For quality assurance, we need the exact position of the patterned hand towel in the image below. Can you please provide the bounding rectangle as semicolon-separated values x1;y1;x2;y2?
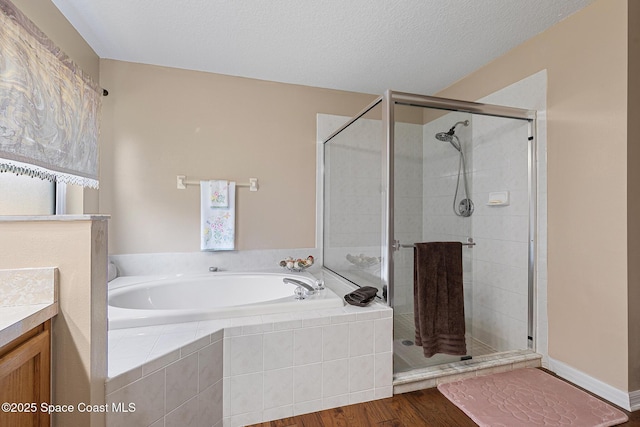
201;181;235;251
208;180;229;208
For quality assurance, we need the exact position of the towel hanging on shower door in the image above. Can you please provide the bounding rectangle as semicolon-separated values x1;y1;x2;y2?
414;241;466;358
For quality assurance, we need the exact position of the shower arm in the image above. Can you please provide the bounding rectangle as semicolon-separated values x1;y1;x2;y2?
448;120;470;135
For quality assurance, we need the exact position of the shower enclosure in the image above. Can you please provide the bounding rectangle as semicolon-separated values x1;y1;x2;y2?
321;91;536;376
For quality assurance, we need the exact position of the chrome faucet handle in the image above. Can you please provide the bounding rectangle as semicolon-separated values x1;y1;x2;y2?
283;277;315;297
209;266;219;272
293;286;307;300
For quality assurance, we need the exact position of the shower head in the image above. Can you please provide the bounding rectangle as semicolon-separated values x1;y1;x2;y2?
435;132;454;143
435;120;469;151
436;132;461;151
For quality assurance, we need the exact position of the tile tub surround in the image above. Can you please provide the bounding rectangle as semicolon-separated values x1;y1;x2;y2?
0;267;58;346
109;248;321;277
106;270;393;427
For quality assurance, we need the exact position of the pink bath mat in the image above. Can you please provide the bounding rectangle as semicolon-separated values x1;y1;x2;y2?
437;368;628;427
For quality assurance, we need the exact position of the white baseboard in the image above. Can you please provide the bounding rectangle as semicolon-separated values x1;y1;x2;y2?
630;389;640;412
549;358;637;411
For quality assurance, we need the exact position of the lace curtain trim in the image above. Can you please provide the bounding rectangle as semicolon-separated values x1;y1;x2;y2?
0;159;98;188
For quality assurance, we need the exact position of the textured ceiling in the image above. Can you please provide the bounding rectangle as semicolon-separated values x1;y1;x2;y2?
52;0;595;95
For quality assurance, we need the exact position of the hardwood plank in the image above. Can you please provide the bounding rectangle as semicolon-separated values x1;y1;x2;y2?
403;388;477;427
340;404;382;427
360;398;400;424
250;418;300;427
257;416;302;427
300;411;329;427
380;397;431;427
316;407;353;427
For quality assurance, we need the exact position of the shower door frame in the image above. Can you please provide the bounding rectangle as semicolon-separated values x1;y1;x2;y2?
381;90;538;349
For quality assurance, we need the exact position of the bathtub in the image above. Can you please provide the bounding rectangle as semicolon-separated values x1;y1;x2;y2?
108;272;345;329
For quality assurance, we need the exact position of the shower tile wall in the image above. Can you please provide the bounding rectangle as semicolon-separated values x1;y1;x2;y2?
470;115;530;352
420;112;475;330
478;69;548;363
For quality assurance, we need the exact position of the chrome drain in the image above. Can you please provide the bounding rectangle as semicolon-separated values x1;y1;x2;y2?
401;340;414;346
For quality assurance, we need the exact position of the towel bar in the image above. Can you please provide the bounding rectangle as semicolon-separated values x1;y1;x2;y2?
177;175;258;191
400;242;475;248
393;239;475;251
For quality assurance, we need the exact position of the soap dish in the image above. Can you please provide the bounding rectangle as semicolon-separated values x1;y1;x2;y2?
486;191;509;206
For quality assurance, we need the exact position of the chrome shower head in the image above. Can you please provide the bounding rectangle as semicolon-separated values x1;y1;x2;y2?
435;120;469;151
435;132;454;143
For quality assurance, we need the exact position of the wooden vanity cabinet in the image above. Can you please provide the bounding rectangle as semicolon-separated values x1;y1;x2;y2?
0;321;51;427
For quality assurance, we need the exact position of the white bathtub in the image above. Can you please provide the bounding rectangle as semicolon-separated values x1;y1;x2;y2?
108;272;344;329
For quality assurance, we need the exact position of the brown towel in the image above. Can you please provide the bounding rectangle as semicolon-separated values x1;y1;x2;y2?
414;242;466;358
344;286;378;307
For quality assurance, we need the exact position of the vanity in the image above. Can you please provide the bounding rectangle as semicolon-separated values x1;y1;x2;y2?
0;267;58;427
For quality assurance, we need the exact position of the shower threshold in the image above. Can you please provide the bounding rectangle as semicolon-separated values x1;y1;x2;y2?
393;349;541;395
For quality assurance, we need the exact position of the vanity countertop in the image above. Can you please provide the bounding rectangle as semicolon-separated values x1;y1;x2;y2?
0;267;58;347
0;214;110;222
0;303;58;347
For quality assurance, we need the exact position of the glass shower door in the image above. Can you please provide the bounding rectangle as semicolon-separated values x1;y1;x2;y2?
392;106;476;373
391;101;533;375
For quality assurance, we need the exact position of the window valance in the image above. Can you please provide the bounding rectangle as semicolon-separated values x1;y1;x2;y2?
0;0;101;188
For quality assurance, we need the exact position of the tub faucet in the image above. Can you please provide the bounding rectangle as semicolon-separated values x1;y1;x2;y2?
283;277;315;299
209;267;219;272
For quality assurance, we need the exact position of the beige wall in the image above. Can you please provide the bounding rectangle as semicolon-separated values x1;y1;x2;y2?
627;0;640;392
99;60;376;254
0;219;108;427
437;0;632;391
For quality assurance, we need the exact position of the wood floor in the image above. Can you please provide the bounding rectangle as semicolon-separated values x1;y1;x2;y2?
250;370;640;427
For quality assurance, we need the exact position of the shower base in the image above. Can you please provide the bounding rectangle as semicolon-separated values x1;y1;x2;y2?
393;313;541;394
394;312;495;373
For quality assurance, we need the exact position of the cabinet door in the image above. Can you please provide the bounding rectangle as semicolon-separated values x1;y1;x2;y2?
0;322;50;427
